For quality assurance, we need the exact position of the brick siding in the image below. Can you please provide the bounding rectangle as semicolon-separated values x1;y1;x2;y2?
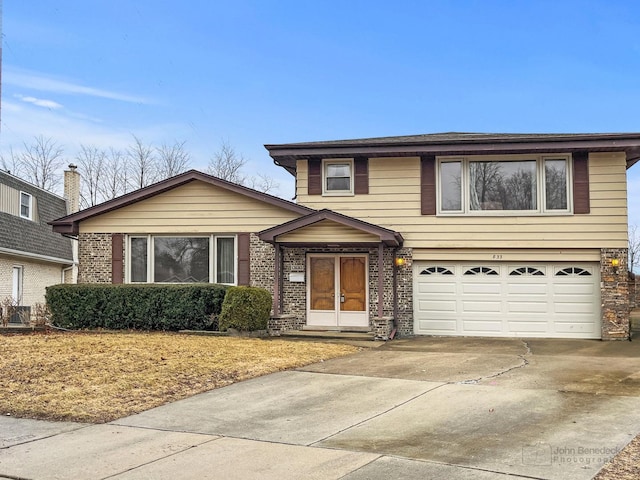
249;245;411;335
601;248;630;340
78;233;115;283
0;255;64;306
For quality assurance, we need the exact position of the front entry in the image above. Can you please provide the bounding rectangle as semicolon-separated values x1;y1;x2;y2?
307;254;368;328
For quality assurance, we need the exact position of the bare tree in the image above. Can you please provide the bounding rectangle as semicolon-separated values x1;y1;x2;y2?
207;140;247;184
99;148;129;201
127;135;157;190
76;145;106;208
630;225;640;273
247;172;280;194
206;140;279;194
17;136;65;191
156;140;191;178
0;147;23;177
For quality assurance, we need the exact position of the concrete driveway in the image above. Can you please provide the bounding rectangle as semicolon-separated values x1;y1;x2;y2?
2;337;640;479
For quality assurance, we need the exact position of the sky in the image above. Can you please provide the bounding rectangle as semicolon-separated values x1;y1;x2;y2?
1;0;640;224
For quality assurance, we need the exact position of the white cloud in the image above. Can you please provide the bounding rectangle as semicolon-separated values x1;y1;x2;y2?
0;99;195;157
1;100;135;152
14;94;63;110
4;66;149;104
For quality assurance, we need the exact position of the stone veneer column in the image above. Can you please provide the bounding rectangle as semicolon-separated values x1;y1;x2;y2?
281;248;306;328
249;234;275;295
77;233;114;283
393;248;414;337
601;248;630;340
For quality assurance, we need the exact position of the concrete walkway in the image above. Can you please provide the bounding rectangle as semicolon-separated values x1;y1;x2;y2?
2;337;640;479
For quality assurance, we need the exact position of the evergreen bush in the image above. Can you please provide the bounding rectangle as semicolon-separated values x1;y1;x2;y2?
218;286;272;332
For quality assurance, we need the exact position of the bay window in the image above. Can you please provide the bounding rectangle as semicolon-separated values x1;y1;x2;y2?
128;235;236;284
438;156;571;214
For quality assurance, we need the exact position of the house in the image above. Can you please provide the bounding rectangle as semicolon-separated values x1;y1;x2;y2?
50;133;640;340
0;167;79;322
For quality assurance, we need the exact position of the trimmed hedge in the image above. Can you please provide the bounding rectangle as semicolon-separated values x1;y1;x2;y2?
45;283;228;331
218;286;272;332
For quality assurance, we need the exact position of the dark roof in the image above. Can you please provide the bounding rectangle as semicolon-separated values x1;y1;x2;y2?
0;171;73;263
265;132;640;174
258;209;403;247
51;169;314;235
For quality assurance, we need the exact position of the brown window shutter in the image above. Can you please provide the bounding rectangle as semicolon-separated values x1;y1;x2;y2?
421;155;436;215
354;157;369;194
573;151;590;214
237;233;250;286
112;234;124;284
307;159;322;195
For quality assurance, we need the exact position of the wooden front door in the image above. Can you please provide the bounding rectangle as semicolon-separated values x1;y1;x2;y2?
307;255;368;328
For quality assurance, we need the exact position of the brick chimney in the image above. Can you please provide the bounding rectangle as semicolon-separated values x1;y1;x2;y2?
64;164;80;214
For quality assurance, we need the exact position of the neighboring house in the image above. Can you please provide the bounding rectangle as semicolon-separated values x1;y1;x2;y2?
51;133;640;340
0;168;79;321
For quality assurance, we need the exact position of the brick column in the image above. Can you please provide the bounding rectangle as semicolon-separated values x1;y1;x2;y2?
601;248;630;340
78;233;114;283
392;248;414;337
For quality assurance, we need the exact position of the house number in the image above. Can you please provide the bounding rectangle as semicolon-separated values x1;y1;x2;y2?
492;254;503;260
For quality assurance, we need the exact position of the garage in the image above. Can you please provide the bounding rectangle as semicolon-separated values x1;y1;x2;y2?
413;262;601;339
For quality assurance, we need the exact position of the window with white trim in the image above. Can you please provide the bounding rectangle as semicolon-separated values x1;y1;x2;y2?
20;192;32;219
128;235;236;284
438;156;571;214
323;159;353;195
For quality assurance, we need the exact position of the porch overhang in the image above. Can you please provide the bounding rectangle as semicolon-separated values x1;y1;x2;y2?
259;209;403;320
258;209;403;247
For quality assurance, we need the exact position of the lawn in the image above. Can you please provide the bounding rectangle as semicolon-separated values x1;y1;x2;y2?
0;331;359;423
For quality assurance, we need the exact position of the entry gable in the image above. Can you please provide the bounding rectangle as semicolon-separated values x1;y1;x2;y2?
259;209;403;247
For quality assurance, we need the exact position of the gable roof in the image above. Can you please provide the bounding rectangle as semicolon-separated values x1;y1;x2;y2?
265;132;640;174
0;170;73;263
259;209;404;247
50;169;314;235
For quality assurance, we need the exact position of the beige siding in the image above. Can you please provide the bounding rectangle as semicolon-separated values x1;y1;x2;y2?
276;220;380;243
0;183;18;216
296;153;628;249
0;184;39;221
79;181;302;234
413;248;601;262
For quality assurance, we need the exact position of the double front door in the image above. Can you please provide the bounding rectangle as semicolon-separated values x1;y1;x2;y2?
307;254;368;328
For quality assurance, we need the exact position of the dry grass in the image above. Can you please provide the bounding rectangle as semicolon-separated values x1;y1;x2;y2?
595;436;640;480
0;331;359;423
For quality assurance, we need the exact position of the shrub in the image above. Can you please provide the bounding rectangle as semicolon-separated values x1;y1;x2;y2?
45;283;228;331
218;286;272;332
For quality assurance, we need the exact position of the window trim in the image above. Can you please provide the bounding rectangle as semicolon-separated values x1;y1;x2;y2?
322;158;354;196
19;192;32;220
126;234;237;285
12;265;24;305
436;154;573;216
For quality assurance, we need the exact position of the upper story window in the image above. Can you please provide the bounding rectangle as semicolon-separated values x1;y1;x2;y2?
128;235;236;285
438;155;571;215
323;159;353;195
20;192;32;220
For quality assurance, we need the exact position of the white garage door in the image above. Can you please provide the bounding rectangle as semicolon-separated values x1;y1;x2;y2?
413;263;601;339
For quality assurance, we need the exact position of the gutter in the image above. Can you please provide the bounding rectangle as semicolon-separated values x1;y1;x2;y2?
0;246;74;266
